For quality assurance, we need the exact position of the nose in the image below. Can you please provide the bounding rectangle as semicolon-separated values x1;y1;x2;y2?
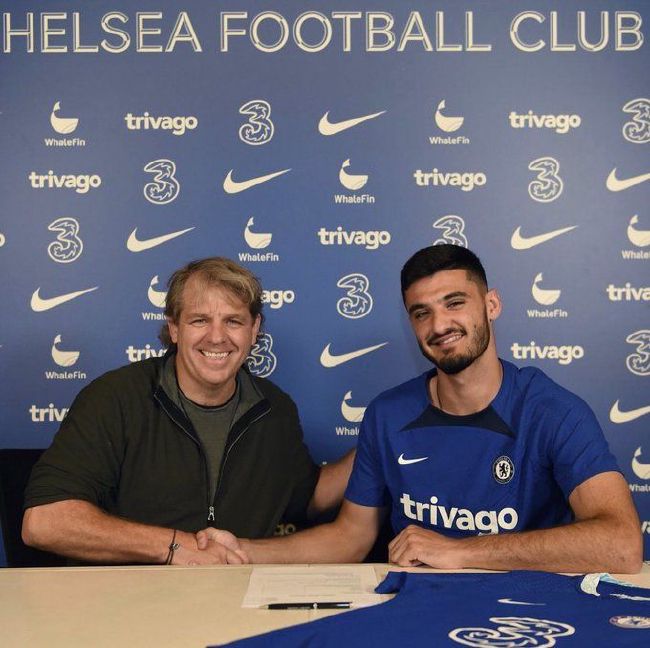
205;320;227;344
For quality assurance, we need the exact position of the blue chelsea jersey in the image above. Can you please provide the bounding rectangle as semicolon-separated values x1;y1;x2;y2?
219;571;650;647
345;360;619;537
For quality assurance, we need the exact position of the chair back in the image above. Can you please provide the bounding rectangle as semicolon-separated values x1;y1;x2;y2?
0;449;66;567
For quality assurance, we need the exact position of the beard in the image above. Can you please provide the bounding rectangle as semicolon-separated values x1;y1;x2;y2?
418;310;491;375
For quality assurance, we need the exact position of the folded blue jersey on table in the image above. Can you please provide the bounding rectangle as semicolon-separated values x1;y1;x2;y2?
217;571;650;647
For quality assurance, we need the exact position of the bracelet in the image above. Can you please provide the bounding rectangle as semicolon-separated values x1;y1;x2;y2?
165;529;180;565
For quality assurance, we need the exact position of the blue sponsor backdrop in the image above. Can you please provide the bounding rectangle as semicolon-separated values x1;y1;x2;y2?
0;0;648;565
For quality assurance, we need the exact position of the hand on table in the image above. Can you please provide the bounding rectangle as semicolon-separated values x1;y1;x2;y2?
388;525;464;569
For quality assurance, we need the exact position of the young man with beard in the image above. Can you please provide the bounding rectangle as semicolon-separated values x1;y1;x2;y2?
205;245;642;572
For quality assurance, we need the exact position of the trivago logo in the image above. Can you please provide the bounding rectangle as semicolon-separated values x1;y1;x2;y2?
400;493;518;535
606;283;650;302
509;110;581;134
414;168;486;191
28;170;101;193
125;344;166;363
318;227;391;250
29;403;69;423
261;289;295;310
124;112;198;135
511;341;584;365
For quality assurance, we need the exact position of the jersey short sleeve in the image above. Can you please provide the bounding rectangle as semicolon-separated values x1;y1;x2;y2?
344;401;389;507
549;402;620;499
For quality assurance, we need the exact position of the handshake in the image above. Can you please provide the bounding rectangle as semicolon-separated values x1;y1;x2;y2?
170;528;249;566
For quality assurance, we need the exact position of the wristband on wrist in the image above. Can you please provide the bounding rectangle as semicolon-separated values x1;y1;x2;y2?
165;529;180;565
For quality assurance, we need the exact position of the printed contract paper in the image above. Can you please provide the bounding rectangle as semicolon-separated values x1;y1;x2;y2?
242;565;385;608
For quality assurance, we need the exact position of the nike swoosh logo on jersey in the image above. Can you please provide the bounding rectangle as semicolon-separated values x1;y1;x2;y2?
398;454;428;465
223;168;291;194
511;225;577;250
31;286;98;312
318;110;386;135
320;342;387;367
610;400;650;424
127;227;194;252
606;168;650;192
498;598;545;606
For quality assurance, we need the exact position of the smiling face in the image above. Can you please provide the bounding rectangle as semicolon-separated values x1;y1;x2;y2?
167;275;260;406
404;269;501;375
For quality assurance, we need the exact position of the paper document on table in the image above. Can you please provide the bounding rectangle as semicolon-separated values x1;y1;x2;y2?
242;565;385;608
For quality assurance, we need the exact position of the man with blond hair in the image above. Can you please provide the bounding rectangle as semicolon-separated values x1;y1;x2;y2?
23;257;353;565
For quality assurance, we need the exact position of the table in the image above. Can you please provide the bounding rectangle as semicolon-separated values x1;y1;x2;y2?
2;563;649;647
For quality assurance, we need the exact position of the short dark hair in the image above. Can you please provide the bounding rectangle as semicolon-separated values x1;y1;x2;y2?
159;257;264;346
400;244;488;297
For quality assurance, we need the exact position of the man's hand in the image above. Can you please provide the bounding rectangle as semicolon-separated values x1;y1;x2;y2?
388;525;464;569
193;528;249;564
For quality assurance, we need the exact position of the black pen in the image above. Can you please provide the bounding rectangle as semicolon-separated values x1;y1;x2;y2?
267;602;351;610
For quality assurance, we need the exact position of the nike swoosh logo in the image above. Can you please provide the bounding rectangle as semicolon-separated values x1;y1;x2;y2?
31;286;98;312
606;168;650;192
511;225;577;250
318;110;386;135
320;342;387;367
498;598;545;606
398;454;428;465
223;168;291;194
610;400;650;424
127;227;194;252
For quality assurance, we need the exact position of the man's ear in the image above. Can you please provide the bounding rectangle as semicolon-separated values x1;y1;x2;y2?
251;314;261;344
485;288;502;322
167;317;179;344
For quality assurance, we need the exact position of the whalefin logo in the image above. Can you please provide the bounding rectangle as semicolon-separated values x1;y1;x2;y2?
31;286;98;312
148;276;167;308
607;168;650;192
318;110;385;135
50;101;78;134
610;400;650;424
339;159;368;191
223;168;291;194
632;447;650;480
628;215;650;247
341;391;366;422
435;100;464;133
320;342;387;368
622;98;650;144
511;226;577;250
244;218;272;249
127;227;194;252
51;334;79;367
531;273;561;305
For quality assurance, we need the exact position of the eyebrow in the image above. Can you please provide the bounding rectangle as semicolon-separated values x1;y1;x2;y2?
407;291;469;315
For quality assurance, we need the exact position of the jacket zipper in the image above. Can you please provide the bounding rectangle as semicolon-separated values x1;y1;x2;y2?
211;408;269;526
